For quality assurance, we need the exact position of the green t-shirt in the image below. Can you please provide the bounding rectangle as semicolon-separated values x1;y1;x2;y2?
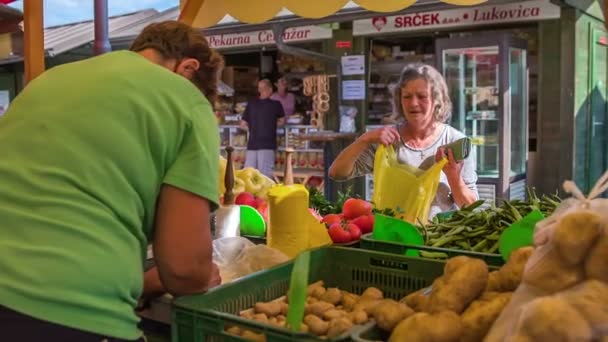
0;51;219;339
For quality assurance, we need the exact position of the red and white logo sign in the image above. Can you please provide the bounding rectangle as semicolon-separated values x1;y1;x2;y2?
207;25;332;50
353;0;560;36
372;17;388;31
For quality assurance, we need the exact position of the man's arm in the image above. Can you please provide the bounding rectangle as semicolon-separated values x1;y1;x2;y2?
276;102;286;127
151;185;215;296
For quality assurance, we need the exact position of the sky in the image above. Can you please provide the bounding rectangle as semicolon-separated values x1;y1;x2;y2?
9;0;178;27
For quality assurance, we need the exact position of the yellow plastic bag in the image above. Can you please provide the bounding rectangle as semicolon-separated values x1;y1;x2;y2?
372;145;448;224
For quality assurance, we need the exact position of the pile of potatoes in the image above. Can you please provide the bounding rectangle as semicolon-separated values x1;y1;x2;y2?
226;281;421;341
486;211;608;342
388;246;532;342
225;245;531;342
226;210;608;341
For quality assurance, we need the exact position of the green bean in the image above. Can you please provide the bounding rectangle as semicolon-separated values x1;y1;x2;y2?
420;251;449;259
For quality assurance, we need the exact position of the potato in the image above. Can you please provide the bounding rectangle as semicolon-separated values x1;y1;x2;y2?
327;317;353;338
279;302;288;316
401;287;430;312
523;248;585;294
323;309;347;321
299;323;309;333
559;280;608;330
226;326;241;336
252;313;268;323
460;292;512;342
372;299;415;332
254;302;282;317
361;287;383;300
353;299;382;315
240;311;254;320
487;246;534;292
309;286;326;299
552;211;602;265
307;281;326;299
305;301;334;318
347;310;368;325
516;297;592;341
306;297;319;304
320;288;342;305
585;233;608;283
427;256;488;314
485;271;502;292
241;330;266;342
304;314;329;336
389;311;462;342
340;292;359;310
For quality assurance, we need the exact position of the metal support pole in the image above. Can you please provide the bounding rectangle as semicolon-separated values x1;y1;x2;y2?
93;0;111;55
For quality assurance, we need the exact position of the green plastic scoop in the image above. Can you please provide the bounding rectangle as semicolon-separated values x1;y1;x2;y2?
499;209;544;261
286;250;310;332
372;214;424;257
239;205;266;237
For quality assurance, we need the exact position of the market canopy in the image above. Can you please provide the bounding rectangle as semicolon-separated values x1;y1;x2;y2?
178;0;488;28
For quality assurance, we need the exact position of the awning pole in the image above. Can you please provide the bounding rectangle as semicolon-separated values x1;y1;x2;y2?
93;0;111;55
178;0;206;26
24;0;45;84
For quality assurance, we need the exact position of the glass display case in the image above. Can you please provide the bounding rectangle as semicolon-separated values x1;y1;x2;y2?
437;33;529;203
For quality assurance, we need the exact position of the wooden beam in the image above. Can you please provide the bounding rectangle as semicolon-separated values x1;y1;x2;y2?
24;0;45;84
178;0;206;26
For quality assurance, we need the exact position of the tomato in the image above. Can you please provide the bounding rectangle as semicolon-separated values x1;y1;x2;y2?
342;198;373;220
321;213;342;226
347;223;361;241
351;214;374;234
328;223;352;243
235;192;256;207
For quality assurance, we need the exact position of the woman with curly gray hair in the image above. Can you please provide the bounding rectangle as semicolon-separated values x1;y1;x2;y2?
329;63;478;219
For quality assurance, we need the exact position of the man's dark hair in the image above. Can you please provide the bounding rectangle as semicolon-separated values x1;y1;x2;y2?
130;21;224;103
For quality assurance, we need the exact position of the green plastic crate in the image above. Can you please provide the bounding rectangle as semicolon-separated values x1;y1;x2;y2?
360;233;505;266
171;246;446;342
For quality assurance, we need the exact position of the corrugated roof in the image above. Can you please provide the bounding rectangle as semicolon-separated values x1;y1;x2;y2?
111;7;179;39
44;9;159;57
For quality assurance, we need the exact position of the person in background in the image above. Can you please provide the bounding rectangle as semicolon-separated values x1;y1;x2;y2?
271;76;296;119
240;79;285;178
0;21;222;342
329;63;478;219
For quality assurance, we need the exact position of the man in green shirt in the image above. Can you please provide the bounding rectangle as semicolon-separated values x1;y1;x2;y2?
0;21;222;341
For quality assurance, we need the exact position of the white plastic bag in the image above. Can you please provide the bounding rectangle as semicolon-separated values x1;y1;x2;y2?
213;237;289;284
486;171;608;341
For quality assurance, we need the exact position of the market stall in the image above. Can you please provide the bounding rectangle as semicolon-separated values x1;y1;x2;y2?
13;1;608;342
212;25;332;191
353;0;561;204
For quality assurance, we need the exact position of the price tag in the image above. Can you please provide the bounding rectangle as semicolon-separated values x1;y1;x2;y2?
230;128;237;133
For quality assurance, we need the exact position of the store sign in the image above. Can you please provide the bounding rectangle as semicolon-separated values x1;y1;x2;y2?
353;0;560;36
208;26;333;49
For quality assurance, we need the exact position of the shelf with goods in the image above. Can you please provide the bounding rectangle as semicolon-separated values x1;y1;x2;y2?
219;124;326;191
277;51;327;126
367;37;436;126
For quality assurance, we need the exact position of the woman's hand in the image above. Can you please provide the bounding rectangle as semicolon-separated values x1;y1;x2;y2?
435;147;464;181
360;126;401;146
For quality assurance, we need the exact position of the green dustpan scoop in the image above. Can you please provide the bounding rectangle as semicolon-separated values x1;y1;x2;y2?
372;214;424;257
239;205;266;237
499;209;544;261
286;251;310;332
